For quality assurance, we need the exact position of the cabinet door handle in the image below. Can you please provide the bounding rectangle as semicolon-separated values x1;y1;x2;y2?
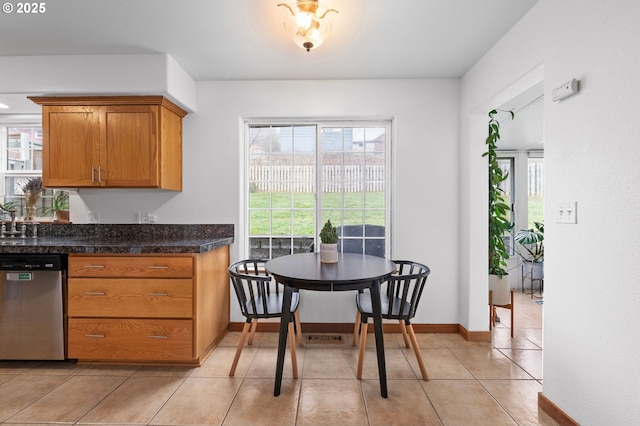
147;266;169;269
148;292;169;297
84;291;106;296
85;334;105;338
84;265;105;269
98;166;102;183
148;335;168;339
91;166;95;183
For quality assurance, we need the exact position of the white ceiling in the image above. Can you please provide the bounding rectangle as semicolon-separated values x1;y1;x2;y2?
0;0;537;81
0;0;541;149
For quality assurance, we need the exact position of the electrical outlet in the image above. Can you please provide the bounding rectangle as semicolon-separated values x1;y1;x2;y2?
145;212;158;223
556;202;577;224
88;211;100;224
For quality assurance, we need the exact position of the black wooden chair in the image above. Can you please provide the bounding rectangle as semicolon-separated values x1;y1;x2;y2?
352;260;431;380
228;259;302;377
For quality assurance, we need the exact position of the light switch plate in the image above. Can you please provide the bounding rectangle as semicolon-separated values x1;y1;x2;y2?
556;202;577;224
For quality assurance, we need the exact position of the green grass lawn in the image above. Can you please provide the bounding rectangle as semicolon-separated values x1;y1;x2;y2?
528;196;544;228
249;191;385;235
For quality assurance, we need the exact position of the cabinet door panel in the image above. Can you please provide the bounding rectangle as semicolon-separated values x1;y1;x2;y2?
68;318;193;361
68;256;193;278
104;105;159;187
68;278;193;318
43;106;100;187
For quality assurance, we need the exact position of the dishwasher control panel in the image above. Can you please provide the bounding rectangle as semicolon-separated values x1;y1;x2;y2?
0;254;64;271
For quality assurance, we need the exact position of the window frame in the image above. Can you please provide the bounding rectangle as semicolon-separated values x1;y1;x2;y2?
497;150;545;258
241;118;392;260
0;116;54;220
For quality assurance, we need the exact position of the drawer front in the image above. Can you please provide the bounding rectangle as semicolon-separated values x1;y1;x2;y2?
68;278;193;318
69;256;193;278
68;318;193;361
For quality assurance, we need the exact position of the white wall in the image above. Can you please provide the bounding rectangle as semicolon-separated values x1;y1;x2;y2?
0;54;197;111
0;54;462;326
82;80;460;323
462;0;640;423
187;80;460;323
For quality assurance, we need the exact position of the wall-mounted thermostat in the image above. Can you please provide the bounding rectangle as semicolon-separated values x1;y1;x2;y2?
552;79;580;102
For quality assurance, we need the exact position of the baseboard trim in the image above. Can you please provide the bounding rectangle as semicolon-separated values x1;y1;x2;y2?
458;324;492;342
538;392;579;426
228;321;487;341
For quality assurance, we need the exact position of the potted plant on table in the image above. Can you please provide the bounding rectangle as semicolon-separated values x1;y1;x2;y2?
319;219;339;263
483;109;515;331
514;221;544;292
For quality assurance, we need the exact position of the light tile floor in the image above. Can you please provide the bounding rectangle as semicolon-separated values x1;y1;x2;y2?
0;292;557;425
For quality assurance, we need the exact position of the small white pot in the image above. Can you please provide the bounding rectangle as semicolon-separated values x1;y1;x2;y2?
320;243;338;263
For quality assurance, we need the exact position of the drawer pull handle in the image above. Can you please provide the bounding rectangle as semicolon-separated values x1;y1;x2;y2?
84;265;105;269
148;266;169;269
84;291;106;296
148;292;169;297
148;335;168;339
85;334;105;338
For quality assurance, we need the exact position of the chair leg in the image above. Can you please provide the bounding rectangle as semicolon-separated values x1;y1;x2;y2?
293;310;303;347
356;321;368;379
353;310;361;346
399;319;411;348
288;321;298;379
406;322;429;381
489;290;494;331
248;318;258;345
229;320;252;376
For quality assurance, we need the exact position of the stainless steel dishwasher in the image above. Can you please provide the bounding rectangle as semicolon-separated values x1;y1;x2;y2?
0;254;66;360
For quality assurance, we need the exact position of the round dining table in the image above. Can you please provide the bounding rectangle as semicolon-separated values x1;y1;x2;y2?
266;252;397;398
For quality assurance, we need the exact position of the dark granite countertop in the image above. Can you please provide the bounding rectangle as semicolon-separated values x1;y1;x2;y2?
0;224;234;254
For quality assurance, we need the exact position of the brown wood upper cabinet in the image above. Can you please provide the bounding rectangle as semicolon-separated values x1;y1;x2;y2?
29;96;187;191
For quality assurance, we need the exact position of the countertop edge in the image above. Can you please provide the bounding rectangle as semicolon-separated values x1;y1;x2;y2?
0;237;234;254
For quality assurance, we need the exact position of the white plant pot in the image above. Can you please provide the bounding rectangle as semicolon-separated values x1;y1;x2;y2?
489;274;511;306
320;243;338;263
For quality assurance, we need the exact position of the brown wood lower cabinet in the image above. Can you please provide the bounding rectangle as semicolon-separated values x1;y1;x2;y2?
66;246;230;365
68;318;193;362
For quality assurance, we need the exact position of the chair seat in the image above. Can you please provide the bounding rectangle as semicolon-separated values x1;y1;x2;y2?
244;291;300;317
356;292;411;319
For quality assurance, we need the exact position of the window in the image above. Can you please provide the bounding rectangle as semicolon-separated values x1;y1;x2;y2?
497;157;514;253
246;121;390;259
1;123;55;220
527;156;544;228
497;152;545;256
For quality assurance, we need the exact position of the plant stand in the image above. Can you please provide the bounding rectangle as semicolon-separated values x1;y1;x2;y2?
521;261;543;298
489;274;514;337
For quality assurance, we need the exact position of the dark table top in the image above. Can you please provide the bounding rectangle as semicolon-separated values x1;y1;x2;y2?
266;252;396;291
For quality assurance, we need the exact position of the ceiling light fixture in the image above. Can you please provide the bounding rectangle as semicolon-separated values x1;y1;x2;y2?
278;0;338;52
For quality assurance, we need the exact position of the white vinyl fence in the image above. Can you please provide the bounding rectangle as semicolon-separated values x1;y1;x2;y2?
250;165;385;192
